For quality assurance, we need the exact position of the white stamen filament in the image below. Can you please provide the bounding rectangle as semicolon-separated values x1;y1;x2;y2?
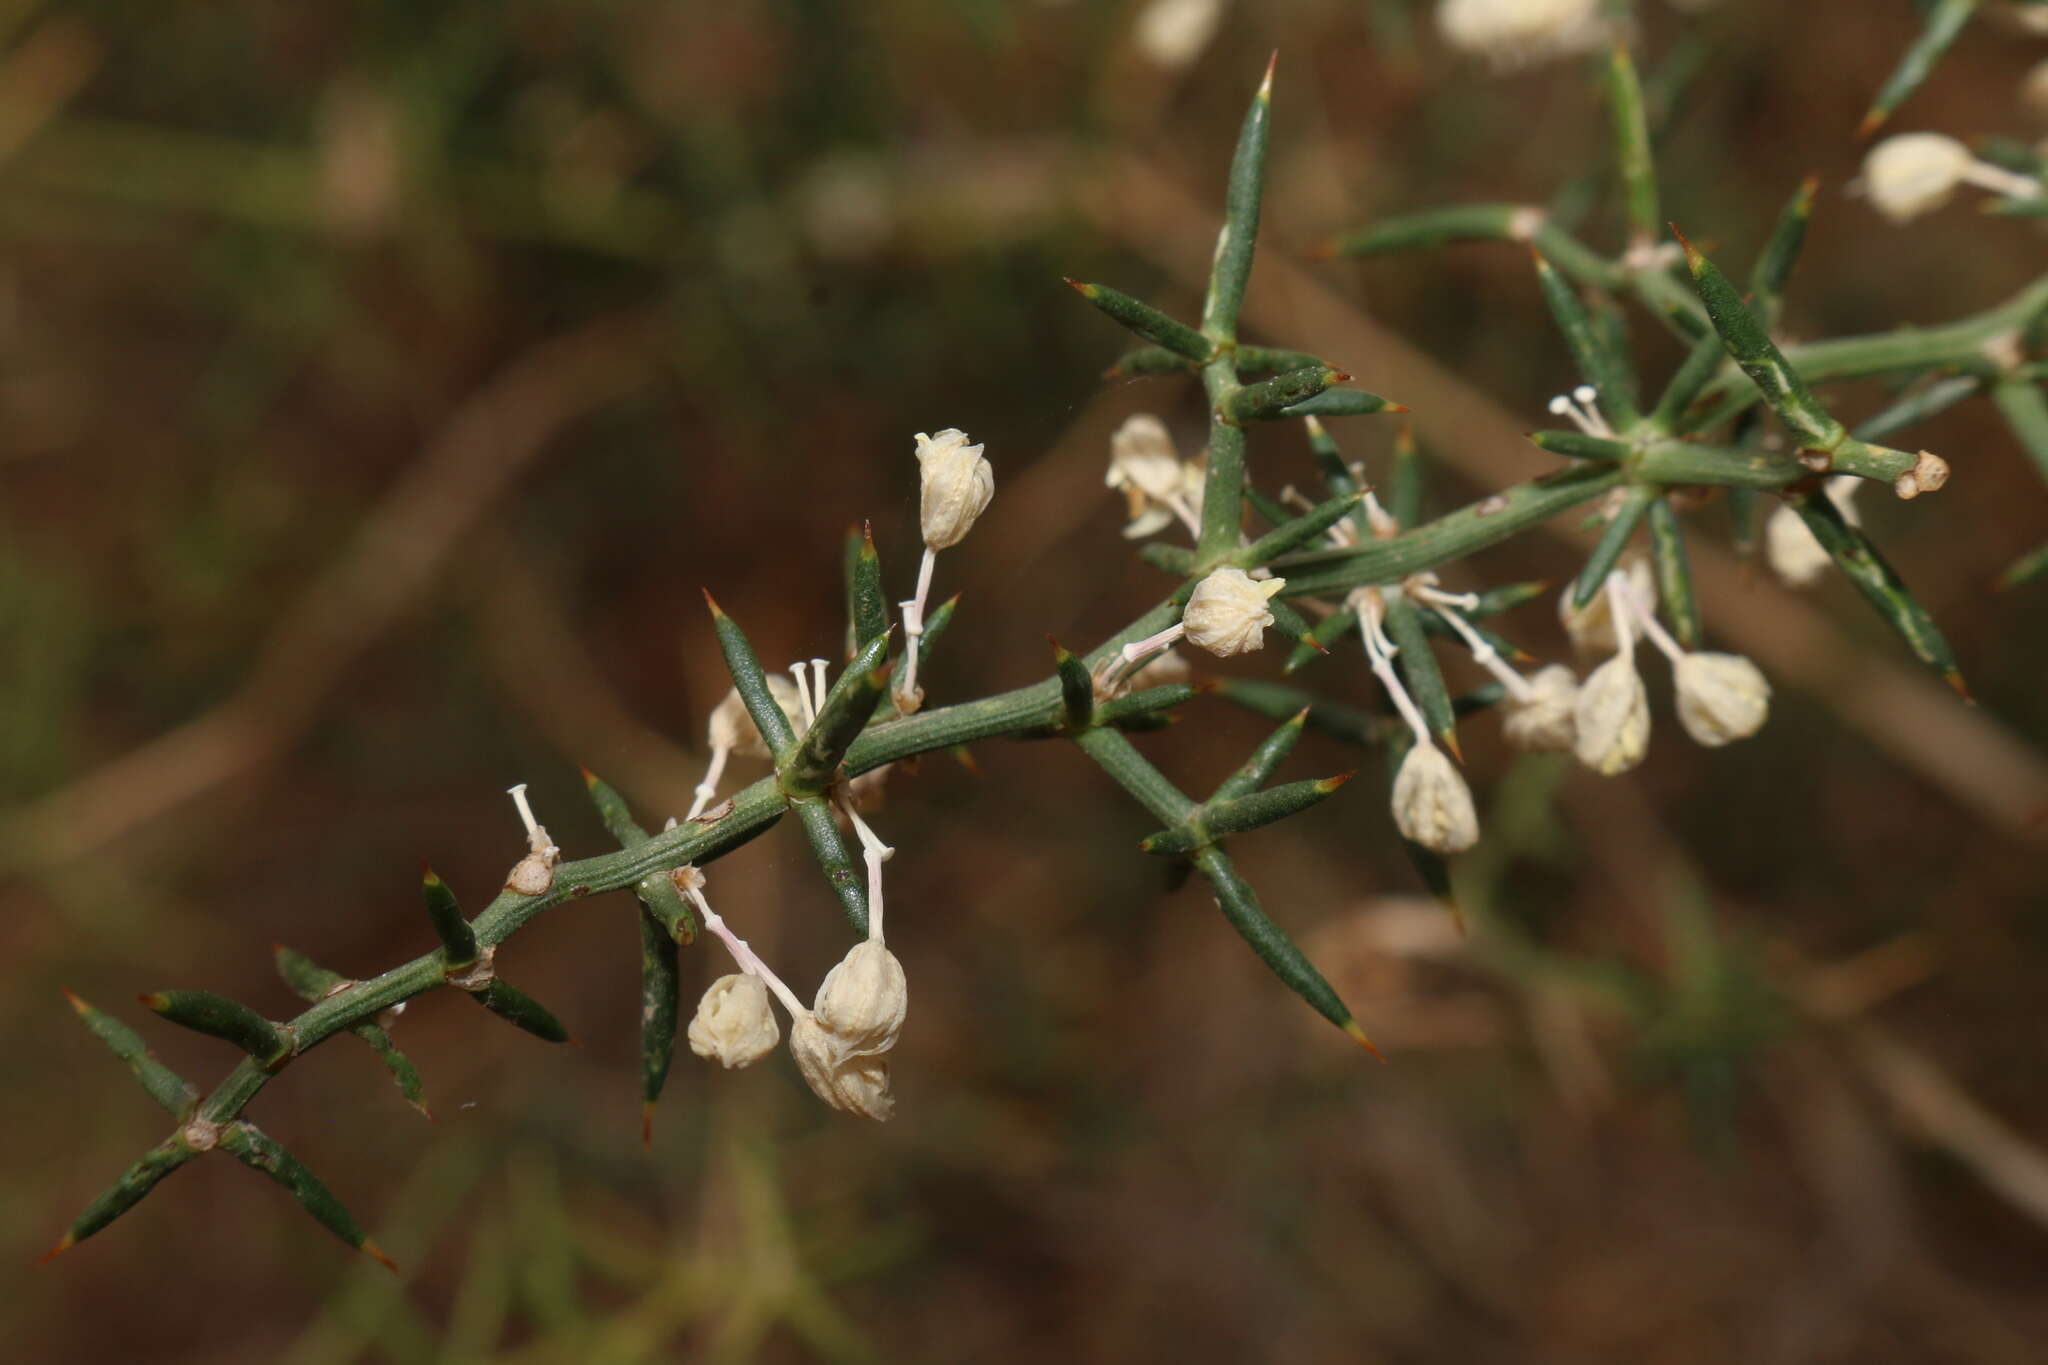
897;547;938;707
809;658;830;723
1094;621;1186;694
685;884;807;1019
1617;572;1687;665
1359;490;1400;539
687;745;730;820
1355;590;1432;746
836;800;895;942
1548;389;1614;439
505;783;556;857
1416;586;1534;702
1959;159;2044;201
1604;570;1638;659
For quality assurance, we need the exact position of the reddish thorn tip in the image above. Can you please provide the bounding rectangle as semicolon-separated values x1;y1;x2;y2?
1384;403;1411;414
1442;732;1465;765
1343;1020;1386;1062
1306;239;1338;261
1944;670;1974;704
700;588;724;616
578;765;597;785
1856;108;1884;141
35;1235;75;1266
1324;770;1358;790
62;988;87;1013
361;1240;400;1275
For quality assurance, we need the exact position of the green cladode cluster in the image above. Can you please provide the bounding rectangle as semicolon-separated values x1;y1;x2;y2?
48;26;2048;1270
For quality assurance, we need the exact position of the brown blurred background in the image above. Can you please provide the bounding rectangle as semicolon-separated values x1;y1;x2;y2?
5;1;2048;1361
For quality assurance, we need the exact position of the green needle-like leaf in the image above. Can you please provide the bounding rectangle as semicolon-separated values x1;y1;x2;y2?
1072;725;1198;825
1675;228;1842;450
1304;415;1360;499
581;768;697;943
274;948;430;1117
1106;345;1190;378
1749;176;1818;327
1995;541;2048;591
1051;638;1095;731
1222;365;1344;424
1277;387;1404;420
1213;709;1309;802
1651;329;1731;432
1571;484;1656;608
1213;678;1384;748
66;990;200;1117
779;629;893;795
1858;0;1980;138
421;865;478;968
1646;498;1701;650
1140;774;1353;855
1632;437;1809;488
1991;378;2048;481
1728;486;1760;559
1788;484;1965;696
1234;345;1327;378
1528;430;1633;462
1238;490;1364;567
792;796;869;935
1065;279;1211;361
40;1137;200;1263
1853;374;1980;443
1605;40;1659;250
1201;54;1275;342
1243;483;1293;534
1534;250;1640;429
704;592;798;757
1321;202;1531;258
219;1122;396;1272
1382;594;1458;754
1192;846;1380;1057
471;979;572;1043
1266;597;1328;661
1467;580;1550;619
1389;423;1424;527
845;523;890;656
142;990;294;1068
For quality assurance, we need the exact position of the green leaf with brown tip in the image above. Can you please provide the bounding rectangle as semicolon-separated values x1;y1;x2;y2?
1213;678;1385;748
1646;498;1700;650
1213;709;1309;802
1858;0;1980;138
1285;606;1357;674
46;1137;199;1257
1382;593;1457;751
273;949;430;1116
1304;415;1361;500
779;629;892;795
792;796;869;935
581;768;696;942
1676;230;1843;450
66;991;199;1117
1321;203;1531;258
704;593;799;757
1277;387;1403;420
1106;345;1190;378
1788;485;1962;689
142;990;293;1067
1990;378;2048;481
1528;429;1633;462
1066;279;1211;362
1749;176;1818;327
1238;490;1364;567
1141;774;1354;855
1234;345;1327;378
1192;845;1371;1048
635;905;680;1142
1605;40;1659;250
1201;54;1275;341
1995;541;2048;591
1853;374;1980;444
1051;639;1094;731
1534;251;1640;430
219;1122;394;1271
845;524;890;656
1389;424;1425;528
1651;329;1731;433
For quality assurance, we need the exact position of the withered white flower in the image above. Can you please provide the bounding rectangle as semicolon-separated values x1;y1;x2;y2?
1501;663;1579;753
812;939;907;1060
708;676;806;760
790;1012;895;1121
1437;0;1604;69
1391;741;1479;854
1764;504;1832;586
1673;651;1771;747
1559;556;1652;656
688;974;780;1069
915;428;994;551
1106;414;1204;539
1183;567;1286;657
1573;651;1650;776
1859;132;2041;224
504;783;559;895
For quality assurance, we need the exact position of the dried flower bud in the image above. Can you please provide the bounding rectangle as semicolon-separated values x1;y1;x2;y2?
1183;568;1286;657
1764;504;1832;586
1861;133;1974;224
506;853;555;895
1438;0;1604;69
813;939;908;1060
1573;652;1650;776
915;428;994;550
1390;742;1480;853
688;973;781;1069
1673;652;1770;747
790;1012;895;1121
1559;555;1652;656
1501;663;1579;753
708;675;805;760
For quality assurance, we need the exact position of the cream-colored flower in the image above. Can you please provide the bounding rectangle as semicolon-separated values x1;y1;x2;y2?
1673;652;1770;746
708;676;805;759
1390;741;1479;853
1183;568;1285;657
687;974;780;1069
1862;133;1975;224
1559;556;1652;656
1107;415;1204;539
1438;0;1604;69
812;939;907;1061
1763;504;1832;586
1133;0;1225;70
1573;652;1650;775
1501;663;1579;753
790;1012;895;1121
915;428;994;550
